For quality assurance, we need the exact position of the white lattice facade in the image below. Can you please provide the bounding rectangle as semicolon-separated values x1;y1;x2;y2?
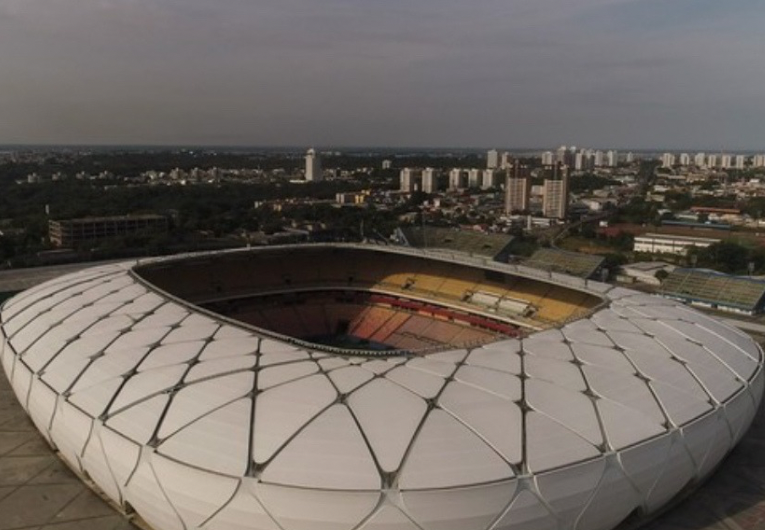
0;246;762;530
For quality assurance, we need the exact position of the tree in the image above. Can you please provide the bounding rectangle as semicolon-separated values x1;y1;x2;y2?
580;224;596;239
695;242;750;274
604;231;634;251
601;253;627;279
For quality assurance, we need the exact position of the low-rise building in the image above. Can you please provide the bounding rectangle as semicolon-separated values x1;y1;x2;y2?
619;261;676;286
49;215;169;247
335;192;369;205
633;233;719;256
661;268;765;315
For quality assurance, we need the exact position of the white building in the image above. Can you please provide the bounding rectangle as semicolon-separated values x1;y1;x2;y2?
735;155;746;170
555;145;568;165
421;168;439;193
449;168;468;190
541;151;554;166
336;192;368;205
500;151;513;169
679;153;690;166
481;169;498;190
505;175;530;214
580;198;615;212
2;248;761;530
634;233;720;256
619;261;676;286
575;150;594;171
487;149;499;169
593;150;605;167
753;154;765;168
661;153;675;168
400;168;422;192
574;152;586;171
606;150;618;168
468;168;482;188
542;165;569;219
707;154;718;169
720;154;732;169
694;152;706;167
305;148;322;181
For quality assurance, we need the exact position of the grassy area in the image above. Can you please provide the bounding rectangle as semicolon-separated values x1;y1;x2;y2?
557;236;614;255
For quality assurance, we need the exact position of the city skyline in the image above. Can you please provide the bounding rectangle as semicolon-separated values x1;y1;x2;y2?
1;0;764;149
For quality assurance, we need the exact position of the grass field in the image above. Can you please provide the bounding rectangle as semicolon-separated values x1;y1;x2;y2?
557;236;614;254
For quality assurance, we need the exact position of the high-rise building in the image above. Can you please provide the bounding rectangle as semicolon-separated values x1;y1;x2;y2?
566;146;577;167
555;145;568;165
382;160;392;170
505;164;531;214
707;154;718;169
487;149;499;169
400;168;422;192
753;154;765;168
679;153;690;166
661;153;675;168
735;155;746;170
541;151;554;166
500;151;513;169
468;169;482;188
573;149;594;171
720;154;732;169
694;152;706;167
481;169;498;190
543;163;569;220
626;152;635;163
606;150;618;168
593;150;605;167
449;168;468;190
574;151;587;171
421;168;439;193
305;148;322;181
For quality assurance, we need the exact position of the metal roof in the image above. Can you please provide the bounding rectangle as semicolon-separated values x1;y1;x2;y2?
524;248;605;279
396;227;514;260
661;268;765;312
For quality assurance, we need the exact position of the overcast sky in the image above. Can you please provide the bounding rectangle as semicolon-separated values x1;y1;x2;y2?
0;0;763;150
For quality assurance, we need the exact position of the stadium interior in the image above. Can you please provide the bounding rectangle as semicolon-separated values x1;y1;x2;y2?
135;246;603;352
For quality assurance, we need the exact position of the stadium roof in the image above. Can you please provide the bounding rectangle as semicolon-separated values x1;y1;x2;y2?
524;248;605;279
0;245;763;530
661;268;765;312
395;226;514;260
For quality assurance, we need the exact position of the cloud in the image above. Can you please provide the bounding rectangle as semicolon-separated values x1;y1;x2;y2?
0;0;763;149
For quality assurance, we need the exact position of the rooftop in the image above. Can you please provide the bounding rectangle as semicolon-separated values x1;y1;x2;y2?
661;268;765;311
524;248;605;279
395;226;514;260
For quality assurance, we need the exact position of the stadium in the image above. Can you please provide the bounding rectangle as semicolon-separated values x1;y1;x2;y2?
0;243;763;530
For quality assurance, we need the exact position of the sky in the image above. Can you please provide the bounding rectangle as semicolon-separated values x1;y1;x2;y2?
0;0;763;150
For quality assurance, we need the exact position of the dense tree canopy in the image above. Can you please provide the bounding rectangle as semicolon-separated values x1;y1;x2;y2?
690;241;765;275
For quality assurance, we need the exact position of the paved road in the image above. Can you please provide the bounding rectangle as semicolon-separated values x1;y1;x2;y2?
0;372;135;530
